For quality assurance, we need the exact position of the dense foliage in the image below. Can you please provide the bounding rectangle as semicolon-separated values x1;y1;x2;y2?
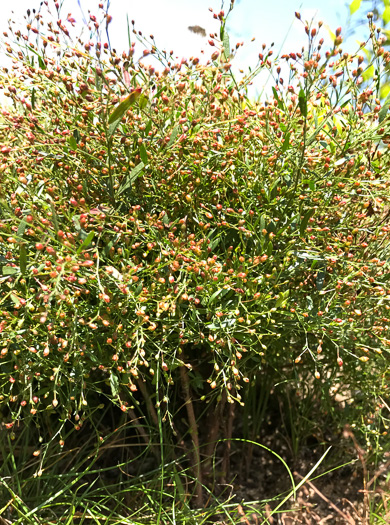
0;2;389;522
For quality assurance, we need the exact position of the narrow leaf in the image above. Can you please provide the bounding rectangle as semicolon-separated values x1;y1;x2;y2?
69;135;77;150
2;266;19;276
50;201;59;232
275;290;289;308
139;143;148;164
17;219;27;239
383;5;390;24
126;14;132;49
223;30;230;61
208;289;223;305
300;209;315;236
108;88;141;138
110;371;119;398
379;93;390;123
10;293;21;306
20;244;27;275
166;126;179;148
272;87;284;110
38;55;46;70
118;162;145;195
76;231;95;255
138;94;148;110
349;0;362;15
298;89;307;117
282;132;291;152
362;64;374;82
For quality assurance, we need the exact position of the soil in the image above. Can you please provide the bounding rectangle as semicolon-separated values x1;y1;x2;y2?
226;427;390;524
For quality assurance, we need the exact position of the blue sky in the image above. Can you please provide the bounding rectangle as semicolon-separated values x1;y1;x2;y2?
1;0;354;54
1;0;366;97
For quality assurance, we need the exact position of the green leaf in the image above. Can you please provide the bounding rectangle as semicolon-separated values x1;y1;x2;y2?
307;114;331;145
2;266;19;276
275;290;289;308
298;89;307;117
282;132;291;152
10;293;21;306
17;219;27;239
139;143;148;164
110;371;120;398
267;241;273;256
362;64;374;82
316;269;326;291
38;55;46;70
134;281;143;296
145;120;152;135
166;126;179;148
379;93;390;123
20;244;27;275
118;162;145;195
223;29;230;61
349;0;362;15
126;14;132;49
31;88;35;110
108;89;141;138
208;289;223;305
300;209;315;236
76;231;95;255
94;68;102;91
384;6;390;25
380;84;390;100
327;27;336;43
69;136;77;150
138;94;148;110
50;201;59;233
272;87;284;110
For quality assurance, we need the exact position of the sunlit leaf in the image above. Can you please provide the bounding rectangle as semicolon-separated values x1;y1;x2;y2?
362;64;374;82
298;89;307;117
223;30;230;61
108;88;142;138
282;132;291;152
379;94;390;123
17;219;27;239
383;6;390;25
118;162;145;194
166;126;179;148
349;0;362;15
110;371;119;398
300;209;315;236
76;231;95;255
20;244;27;275
139;143;148;164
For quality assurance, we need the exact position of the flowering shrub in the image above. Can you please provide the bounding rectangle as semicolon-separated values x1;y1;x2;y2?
0;1;389;516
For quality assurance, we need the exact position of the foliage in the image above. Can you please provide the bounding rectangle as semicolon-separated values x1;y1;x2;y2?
0;1;390;522
348;0;390;98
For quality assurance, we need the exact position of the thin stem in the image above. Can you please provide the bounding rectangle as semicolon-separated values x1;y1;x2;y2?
180;365;203;507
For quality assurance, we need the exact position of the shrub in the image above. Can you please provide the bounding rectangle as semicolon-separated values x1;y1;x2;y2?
0;2;389;520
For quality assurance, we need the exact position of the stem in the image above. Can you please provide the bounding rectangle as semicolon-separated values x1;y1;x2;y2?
221;396;235;484
180;366;203;506
137;378;159;427
203;390;227;476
